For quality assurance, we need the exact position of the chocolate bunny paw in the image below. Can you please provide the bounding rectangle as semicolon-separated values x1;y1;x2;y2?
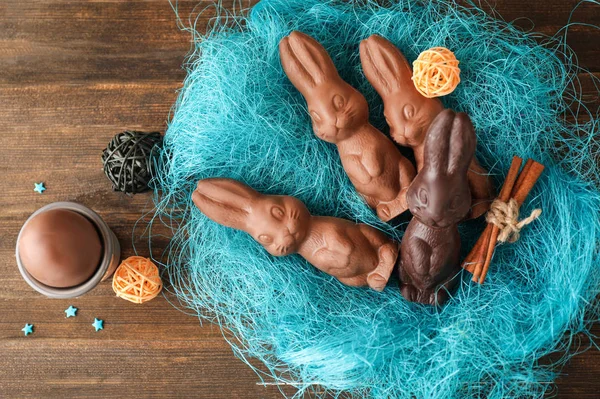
376;187;409;221
400;283;419;303
366;242;398;291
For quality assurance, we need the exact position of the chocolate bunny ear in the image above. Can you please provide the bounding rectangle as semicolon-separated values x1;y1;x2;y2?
192;178;260;231
424;110;476;175
448;112;476;175
359;34;411;95
279;31;339;93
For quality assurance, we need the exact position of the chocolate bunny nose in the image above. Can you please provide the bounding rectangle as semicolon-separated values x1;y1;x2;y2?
431;216;452;228
316;124;339;138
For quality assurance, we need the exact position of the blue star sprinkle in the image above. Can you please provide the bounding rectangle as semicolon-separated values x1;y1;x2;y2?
33;182;46;194
22;323;34;336
92;318;104;332
65;306;78;318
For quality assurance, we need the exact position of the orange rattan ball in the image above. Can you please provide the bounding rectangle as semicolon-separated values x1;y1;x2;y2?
112;256;163;304
412;47;460;98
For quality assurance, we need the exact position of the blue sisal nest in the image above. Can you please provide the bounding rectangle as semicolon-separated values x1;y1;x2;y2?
152;0;600;397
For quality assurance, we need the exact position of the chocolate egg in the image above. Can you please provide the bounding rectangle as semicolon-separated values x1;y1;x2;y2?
18;209;103;288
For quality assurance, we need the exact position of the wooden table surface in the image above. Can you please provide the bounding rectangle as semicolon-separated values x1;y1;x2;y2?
0;1;598;398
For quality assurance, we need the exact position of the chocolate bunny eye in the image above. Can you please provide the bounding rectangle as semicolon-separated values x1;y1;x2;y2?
258;234;273;244
332;94;345;111
403;104;415;119
271;206;285;220
418;188;428;205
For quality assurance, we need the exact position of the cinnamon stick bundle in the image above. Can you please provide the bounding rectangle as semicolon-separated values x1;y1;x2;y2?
462;156;545;284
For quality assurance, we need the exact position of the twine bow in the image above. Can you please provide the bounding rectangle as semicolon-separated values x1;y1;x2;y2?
486;199;542;243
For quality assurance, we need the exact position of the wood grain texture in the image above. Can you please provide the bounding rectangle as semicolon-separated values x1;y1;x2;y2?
0;1;598;398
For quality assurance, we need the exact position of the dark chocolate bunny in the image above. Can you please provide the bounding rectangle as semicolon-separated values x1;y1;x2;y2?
398;109;475;305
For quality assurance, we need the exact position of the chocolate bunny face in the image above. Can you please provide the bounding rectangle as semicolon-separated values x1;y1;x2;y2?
359;35;444;148
407;110;475;228
280;31;369;143
306;86;369;143
192;179;311;256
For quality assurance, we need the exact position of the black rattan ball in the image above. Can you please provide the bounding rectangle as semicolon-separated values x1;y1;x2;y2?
102;131;163;194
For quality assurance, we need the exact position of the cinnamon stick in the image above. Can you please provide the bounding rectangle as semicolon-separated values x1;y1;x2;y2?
513;159;534;197
464;156;522;279
511;161;545;206
476;159;544;283
499;157;525;202
476;226;500;283
463;226;490;274
474;159;523;283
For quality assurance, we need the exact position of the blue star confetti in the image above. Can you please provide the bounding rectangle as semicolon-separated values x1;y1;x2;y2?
33;182;46;194
21;323;34;336
92;318;104;332
65;306;78;318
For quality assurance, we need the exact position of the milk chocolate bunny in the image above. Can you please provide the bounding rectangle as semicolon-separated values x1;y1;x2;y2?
398;110;475;305
279;31;416;222
192;178;399;291
359;35;494;219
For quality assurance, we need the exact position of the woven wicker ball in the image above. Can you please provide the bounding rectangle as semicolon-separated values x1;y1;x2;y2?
112;256;163;304
412;47;461;98
102;131;163;194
